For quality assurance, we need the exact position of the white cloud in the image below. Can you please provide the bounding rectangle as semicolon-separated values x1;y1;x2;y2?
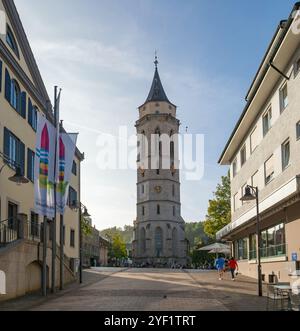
31;39;148;79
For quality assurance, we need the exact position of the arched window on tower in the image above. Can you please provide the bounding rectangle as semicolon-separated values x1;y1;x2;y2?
155;227;163;257
172;184;175;197
170;141;175;164
157;205;160;215
140;228;146;254
172;228;178;257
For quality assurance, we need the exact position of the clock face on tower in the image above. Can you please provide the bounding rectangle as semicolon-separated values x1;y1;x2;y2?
154;186;162;193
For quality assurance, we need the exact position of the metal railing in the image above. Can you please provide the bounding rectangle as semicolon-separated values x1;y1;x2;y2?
0;218;21;247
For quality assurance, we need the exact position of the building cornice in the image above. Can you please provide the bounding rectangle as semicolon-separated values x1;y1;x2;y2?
136;113;180;128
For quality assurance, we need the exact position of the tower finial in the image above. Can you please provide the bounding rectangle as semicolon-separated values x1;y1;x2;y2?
154;50;158;68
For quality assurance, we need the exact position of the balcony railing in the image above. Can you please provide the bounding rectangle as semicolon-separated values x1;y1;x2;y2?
0;218;23;247
249;244;287;261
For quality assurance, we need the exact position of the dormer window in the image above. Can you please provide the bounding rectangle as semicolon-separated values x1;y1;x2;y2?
6;25;19;58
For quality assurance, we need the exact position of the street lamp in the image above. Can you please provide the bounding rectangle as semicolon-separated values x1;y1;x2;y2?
241;185;263;297
0;151;29;184
70;201;91;284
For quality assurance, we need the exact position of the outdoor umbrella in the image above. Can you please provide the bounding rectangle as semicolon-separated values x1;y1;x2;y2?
198;243;230;252
208;248;231;255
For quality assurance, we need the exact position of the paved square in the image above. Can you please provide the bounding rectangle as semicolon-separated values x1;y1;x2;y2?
18;268;267;311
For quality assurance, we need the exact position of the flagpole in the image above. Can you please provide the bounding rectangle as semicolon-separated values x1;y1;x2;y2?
51;86;58;293
59;119;65;291
42;216;48;296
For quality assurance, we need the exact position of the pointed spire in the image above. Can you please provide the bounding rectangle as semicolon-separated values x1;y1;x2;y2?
145;54;171;104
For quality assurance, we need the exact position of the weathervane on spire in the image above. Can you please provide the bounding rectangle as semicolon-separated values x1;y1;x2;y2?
154;50;159;68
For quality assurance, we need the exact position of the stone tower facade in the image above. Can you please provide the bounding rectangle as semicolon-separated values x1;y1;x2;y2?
132;58;187;267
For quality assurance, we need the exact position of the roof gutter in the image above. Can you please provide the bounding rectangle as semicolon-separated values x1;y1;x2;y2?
218;2;300;165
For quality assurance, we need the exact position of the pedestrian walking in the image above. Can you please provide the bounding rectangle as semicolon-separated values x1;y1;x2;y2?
215;256;226;280
229;257;239;281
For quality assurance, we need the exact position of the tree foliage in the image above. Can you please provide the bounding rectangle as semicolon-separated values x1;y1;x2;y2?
204;172;231;238
185;222;211;250
109;234;128;260
81;216;92;236
100;226;134;244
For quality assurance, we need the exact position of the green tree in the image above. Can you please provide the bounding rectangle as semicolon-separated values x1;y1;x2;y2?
109;234;127;261
81;216;92;236
185;222;211;251
204;172;231;238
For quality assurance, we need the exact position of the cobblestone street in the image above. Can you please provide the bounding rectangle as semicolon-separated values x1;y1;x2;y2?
0;268;268;311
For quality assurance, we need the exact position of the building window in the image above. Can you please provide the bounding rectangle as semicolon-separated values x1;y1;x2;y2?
240;145;246;167
297;122;300;140
155;227;163;257
11;79;20;111
27;149;35;182
249;234;257;260
156;169;160;175
241;183;247;205
68;186;78;208
280;84;288;112
235;238;248;260
5;69;26;118
173;206;176;217
8;202;18;230
157;205;160;215
28;99;38;131
263;108;272;136
170;141;175;163
70;229;75;248
141;185;145;194
281;139;290;170
251;171;259;189
6;25;19;58
3;127;25;175
72;161;77;176
261;223;286;258
264;155;274;185
142;206;145;216
172;184;175;197
232;159;237;178
250;127;259;153
30;212;39;238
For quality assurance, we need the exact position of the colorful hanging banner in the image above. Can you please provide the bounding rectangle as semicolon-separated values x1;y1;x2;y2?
34;113;56;218
56;132;78;214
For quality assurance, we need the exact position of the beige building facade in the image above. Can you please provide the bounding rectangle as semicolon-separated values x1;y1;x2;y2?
0;0;84;301
217;3;300;283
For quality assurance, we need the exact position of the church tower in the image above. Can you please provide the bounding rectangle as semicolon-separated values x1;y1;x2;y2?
132;57;187;267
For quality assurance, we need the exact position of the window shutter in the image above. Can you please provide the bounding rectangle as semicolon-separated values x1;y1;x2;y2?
3;127;10;158
5;69;11;102
18;141;25;175
28;98;33;126
27;149;33;181
21;91;27;119
0;61;2;92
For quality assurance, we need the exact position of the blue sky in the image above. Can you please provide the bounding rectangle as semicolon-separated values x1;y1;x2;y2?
15;0;297;230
